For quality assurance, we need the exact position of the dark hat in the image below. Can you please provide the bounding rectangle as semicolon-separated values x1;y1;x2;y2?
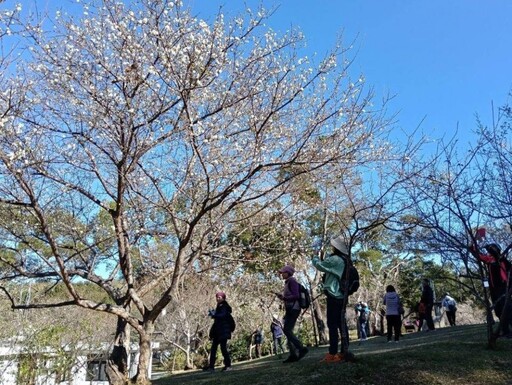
278;265;295;275
484;243;501;258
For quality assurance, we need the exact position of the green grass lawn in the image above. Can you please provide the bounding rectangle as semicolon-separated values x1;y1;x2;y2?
153;324;512;385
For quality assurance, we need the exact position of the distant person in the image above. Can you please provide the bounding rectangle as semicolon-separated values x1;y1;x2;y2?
354;302;363;339
207;291;233;372
270;315;285;358
276;265;309;363
364;303;372;336
442;293;457;326
311;236;348;363
358;302;370;341
383;285;402;342
418;279;435;331
250;327;264;358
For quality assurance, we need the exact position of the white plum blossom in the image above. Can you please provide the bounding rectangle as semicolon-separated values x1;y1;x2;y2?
0;1;406;382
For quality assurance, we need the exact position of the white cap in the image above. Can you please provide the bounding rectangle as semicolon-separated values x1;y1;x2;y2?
330;236;349;255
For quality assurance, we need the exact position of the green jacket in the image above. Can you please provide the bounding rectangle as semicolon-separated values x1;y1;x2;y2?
312;254;345;299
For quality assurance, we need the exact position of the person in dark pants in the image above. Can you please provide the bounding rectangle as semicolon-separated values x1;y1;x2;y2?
419;278;435;331
478;243;512;336
250;327;263;358
312;236;348;362
358;303;370;341
442;293;457;326
276;265;308;363
207;291;233;372
383;285;402;342
270;315;285;357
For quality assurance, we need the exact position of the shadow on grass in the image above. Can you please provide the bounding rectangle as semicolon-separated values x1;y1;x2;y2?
154;324;512;385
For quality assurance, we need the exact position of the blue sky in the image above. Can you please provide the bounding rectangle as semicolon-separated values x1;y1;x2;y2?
7;1;512;145
190;0;512;144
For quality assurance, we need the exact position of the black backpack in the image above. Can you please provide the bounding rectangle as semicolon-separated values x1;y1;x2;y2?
298;283;311;309
228;313;236;332
340;256;360;296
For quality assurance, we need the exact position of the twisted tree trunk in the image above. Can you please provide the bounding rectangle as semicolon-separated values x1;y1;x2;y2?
106;317;130;385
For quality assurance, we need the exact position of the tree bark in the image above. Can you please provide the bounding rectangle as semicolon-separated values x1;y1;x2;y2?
106;317;129;385
313;301;328;344
132;321;155;385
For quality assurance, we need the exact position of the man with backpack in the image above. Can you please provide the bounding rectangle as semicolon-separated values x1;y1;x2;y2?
311;236;348;363
250;327;264;359
441;293;457;326
358;302;371;341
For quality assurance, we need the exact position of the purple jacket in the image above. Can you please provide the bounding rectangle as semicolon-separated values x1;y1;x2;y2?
283;277;300;310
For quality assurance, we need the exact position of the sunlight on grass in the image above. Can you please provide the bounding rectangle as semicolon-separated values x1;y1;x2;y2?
154;325;512;385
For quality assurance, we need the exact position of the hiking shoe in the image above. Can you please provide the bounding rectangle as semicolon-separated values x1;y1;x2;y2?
335;353;345;361
283;356;299;363
298;347;309;360
321;353;342;363
221;366;233;371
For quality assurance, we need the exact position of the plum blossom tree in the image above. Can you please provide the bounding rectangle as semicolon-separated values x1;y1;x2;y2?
0;1;397;383
401;117;512;348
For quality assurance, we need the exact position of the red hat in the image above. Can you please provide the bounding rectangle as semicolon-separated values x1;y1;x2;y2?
216;291;226;299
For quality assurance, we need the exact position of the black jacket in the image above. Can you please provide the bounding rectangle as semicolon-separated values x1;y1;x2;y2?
209;301;233;340
421;285;434;306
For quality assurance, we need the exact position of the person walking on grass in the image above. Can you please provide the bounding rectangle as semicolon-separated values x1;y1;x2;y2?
442;293;457;326
311;235;347;363
250;327;264;359
383;285;402;342
207;291;233;372
270;315;285;358
358;302;370;341
276;265;309;363
418;278;435;331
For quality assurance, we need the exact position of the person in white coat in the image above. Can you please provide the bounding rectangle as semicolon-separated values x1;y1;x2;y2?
383;285;402;342
442;293;457;326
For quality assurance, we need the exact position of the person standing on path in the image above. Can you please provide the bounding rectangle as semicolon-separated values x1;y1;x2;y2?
270;315;285;357
442;293;457;326
311;236;347;363
358;302;370;341
383;285;402;342
419;278;435;331
207;291;233;372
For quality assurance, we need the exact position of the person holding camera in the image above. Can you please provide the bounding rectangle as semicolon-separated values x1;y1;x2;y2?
311;236;347;363
207;291;233;372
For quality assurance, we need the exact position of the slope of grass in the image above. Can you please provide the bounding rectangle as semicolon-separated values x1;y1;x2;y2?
153;324;512;385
